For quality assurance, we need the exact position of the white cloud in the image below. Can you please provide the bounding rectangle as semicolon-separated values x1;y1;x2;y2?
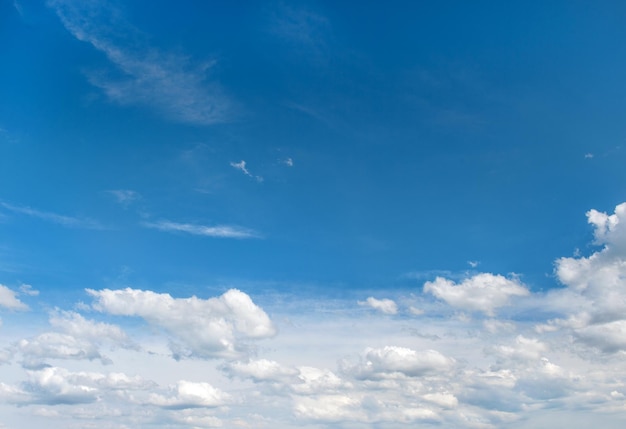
547;203;626;353
147;380;229;409
87;288;276;359
15;311;135;367
143;220;260;239
0;202;103;229
224;359;299;383
424;273;529;316
0;284;28;310
283;157;294;167
343;346;455;379
18;332;108;364
358;297;398;315
230;160;263;182
48;0;231;125
49;310;133;348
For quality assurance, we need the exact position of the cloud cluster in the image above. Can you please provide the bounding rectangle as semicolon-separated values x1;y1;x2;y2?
2;203;626;428
424;273;529;316
87;288;276;359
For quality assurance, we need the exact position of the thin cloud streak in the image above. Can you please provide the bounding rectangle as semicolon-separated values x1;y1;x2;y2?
1;202;103;230
48;0;232;125
230;160;263;182
143;220;261;239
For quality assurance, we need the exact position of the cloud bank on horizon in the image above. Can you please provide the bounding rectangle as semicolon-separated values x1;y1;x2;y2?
1;202;626;428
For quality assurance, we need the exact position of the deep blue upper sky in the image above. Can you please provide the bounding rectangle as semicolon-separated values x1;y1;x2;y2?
2;0;626;303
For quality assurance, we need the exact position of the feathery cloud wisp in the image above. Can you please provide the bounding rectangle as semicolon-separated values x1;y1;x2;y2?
48;0;232;125
143;220;260;239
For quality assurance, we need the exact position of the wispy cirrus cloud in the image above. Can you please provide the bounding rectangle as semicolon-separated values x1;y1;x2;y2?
230;160;263;182
48;0;232;125
143;220;260;239
0;202;103;229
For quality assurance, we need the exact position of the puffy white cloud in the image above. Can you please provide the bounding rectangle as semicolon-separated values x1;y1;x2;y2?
49;311;132;347
87;288;276;359
490;336;548;362
424;273;529;316
0;284;28;310
548;203;626;353
16;312;134;366
343;346;454;379
292;366;348;395
293;394;362;422
147;380;229;409
358;297;398;315
18;332;107;365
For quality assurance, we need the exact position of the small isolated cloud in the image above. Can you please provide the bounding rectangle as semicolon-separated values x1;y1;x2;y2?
283;157;294;167
0;202;102;229
107;189;139;207
584;153;594;159
467;260;479;268
48;0;232;125
143;220;260;239
0;284;28;310
87;288;276;359
423;273;529;316
230;160;263;182
358;297;398;315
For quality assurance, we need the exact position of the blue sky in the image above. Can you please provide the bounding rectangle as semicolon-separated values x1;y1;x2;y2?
2;1;626;428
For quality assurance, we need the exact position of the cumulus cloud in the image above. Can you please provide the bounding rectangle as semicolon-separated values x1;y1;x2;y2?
143;220;260;239
48;0;232;125
343;346;455;380
0;366;155;406
147;380;229;409
424;273;529;316
16;311;134;367
87;288;276;359
547;203;626;353
358;297;398;315
0;284;28;310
